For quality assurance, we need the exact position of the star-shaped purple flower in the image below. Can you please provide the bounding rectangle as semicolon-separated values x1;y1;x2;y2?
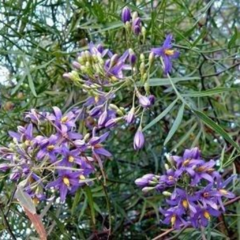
151;34;179;74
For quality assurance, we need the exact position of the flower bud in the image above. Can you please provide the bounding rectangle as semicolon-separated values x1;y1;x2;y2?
121;6;131;23
138;94;151;108
129;49;137;66
132;11;138;20
140;62;145;76
140;54;145;62
109;54;119;68
105;117;121;128
132;17;141;35
162;191;172;197
164;163;170;170
72;61;81;69
144;82;150;94
98;110;108;127
149;52;155;66
125;107;135;124
135;174;155;187
133;128;145;150
142;187;155;193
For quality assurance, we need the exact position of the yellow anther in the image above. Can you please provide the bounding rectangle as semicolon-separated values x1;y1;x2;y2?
183;159;190;166
171;215;176;226
94;95;99;103
164;49;175;56
197;166;206;172
24;140;31;146
63;177;70;187
79;175;86;181
111;76;118;81
219;189;228;195
61;116;68;123
182;200;188;209
32;197;39;205
68;156;74;162
47;145;54;151
203;211;210;219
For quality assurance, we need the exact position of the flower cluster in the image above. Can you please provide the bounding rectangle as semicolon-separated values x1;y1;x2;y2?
0;107;111;203
121;6;143;36
61;8;180;151
135;148;236;229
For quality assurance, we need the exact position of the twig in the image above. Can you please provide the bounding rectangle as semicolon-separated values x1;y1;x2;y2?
202;62;240;78
224;196;240;207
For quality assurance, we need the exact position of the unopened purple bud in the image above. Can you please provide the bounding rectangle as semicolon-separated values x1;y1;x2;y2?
72;61;81;69
0;163;9;172
121;6;131;23
109;54;119;68
138;95;151;108
125;107;135;124
148;95;155;105
105;118;120;128
10;172;20;181
134;129;145;150
98;110;108;127
97;44;104;53
132;17;141;35
63;72;71;80
89;105;103;117
129;49;137;65
135;174;155;187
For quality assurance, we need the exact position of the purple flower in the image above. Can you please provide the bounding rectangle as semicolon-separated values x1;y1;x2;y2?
46;170;81;202
121;6;131;23
173;147;204;177
151;34;179;74
191;160;218;185
167;188;198;215
104;50;130;79
133;129;145;150
191;206;221;228
161;207;186;229
195;184;219;210
51;107;76;133
89;129;111;158
36;135;59;162
215;175;236;210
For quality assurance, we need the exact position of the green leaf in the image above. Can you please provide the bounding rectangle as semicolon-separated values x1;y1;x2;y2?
15;186;36;214
228;27;238;48
145;76;200;86
164;104;185;145
143;98;178;131
194;110;240;152
71;189;82;216
85;186;96;225
182;87;238;97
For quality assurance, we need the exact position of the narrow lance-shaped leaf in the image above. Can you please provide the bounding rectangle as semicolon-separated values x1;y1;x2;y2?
143;98;178;131
15;186;36;214
194;110;240;152
164;104;185;145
